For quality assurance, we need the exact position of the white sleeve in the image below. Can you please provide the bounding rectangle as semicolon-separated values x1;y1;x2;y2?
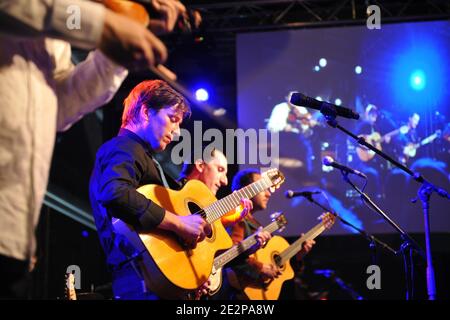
267;103;289;132
0;0;105;49
50;40;128;132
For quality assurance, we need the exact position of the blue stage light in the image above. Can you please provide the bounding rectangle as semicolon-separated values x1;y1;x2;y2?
388;25;448;111
410;69;426;91
195;88;209;102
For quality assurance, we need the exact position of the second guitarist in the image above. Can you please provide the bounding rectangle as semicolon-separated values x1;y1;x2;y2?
220;169;315;300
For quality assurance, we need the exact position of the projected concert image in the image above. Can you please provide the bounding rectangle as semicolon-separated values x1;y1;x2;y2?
3;0;450;303
237;20;450;236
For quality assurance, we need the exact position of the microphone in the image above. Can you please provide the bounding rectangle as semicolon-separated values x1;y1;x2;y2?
285;190;321;199
289;92;360;120
322;156;367;178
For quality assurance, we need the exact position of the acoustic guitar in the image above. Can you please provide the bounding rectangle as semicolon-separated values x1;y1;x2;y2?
356;126;409;162
402;130;441;160
113;168;285;299
235;212;335;300
207;212;287;296
65;273;77;300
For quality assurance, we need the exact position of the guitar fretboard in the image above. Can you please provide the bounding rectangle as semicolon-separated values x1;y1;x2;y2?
203;176;273;224
214;219;283;269
278;220;327;266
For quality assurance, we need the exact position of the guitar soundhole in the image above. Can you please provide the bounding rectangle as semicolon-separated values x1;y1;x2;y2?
187;201;202;214
187;201;213;240
273;254;283;270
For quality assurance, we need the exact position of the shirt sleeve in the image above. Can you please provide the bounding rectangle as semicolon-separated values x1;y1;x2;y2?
50;40;128;132
229;221;246;244
267;103;289;132
0;0;106;49
94;142;166;231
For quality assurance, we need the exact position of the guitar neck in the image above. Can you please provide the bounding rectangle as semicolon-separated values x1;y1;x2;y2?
214;219;282;269
203;176;273;224
421;133;437;146
383;128;399;139
278;221;327;266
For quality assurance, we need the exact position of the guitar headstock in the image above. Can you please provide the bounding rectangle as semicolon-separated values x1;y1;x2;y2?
319;212;336;230
270;211;288;232
65;272;77;300
263;168;285;192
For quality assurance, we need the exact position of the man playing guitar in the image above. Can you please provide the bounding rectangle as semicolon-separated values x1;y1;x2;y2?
394;113;440;164
89;80;210;300
219;169;315;300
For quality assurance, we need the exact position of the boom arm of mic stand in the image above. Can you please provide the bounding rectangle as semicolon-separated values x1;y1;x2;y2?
340;170;425;259
304;193;397;256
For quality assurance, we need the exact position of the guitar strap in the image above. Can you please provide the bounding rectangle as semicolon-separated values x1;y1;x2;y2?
151;156;170;188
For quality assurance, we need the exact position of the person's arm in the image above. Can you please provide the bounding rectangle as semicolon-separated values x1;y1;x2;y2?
296;238;315;261
220;198;253;228
229;221;246;244
227;222;269;281
0;0;168;69
0;0;105;49
148;0;186;34
95;141;207;245
51;40;128;131
267;103;289;132
95;143;166;230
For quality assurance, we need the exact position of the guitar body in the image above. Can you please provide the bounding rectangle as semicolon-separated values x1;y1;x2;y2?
113;179;233;299
403;143;418;158
243;236;294;300
402;130;441;160
356;132;382;162
207;266;224;296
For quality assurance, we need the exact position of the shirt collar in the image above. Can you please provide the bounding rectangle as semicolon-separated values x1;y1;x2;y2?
118;128;155;155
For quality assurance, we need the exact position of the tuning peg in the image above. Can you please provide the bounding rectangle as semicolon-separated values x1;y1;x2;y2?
270;211;283;220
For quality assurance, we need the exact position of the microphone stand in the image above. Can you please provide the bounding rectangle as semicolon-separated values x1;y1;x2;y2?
324;113;450;300
302;193;397;258
340;170;423;299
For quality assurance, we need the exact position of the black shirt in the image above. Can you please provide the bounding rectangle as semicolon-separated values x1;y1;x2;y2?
89;129;180;269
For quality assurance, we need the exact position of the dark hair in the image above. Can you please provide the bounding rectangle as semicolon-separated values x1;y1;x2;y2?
231;168;260;192
121;80;190;128
178;147;223;179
